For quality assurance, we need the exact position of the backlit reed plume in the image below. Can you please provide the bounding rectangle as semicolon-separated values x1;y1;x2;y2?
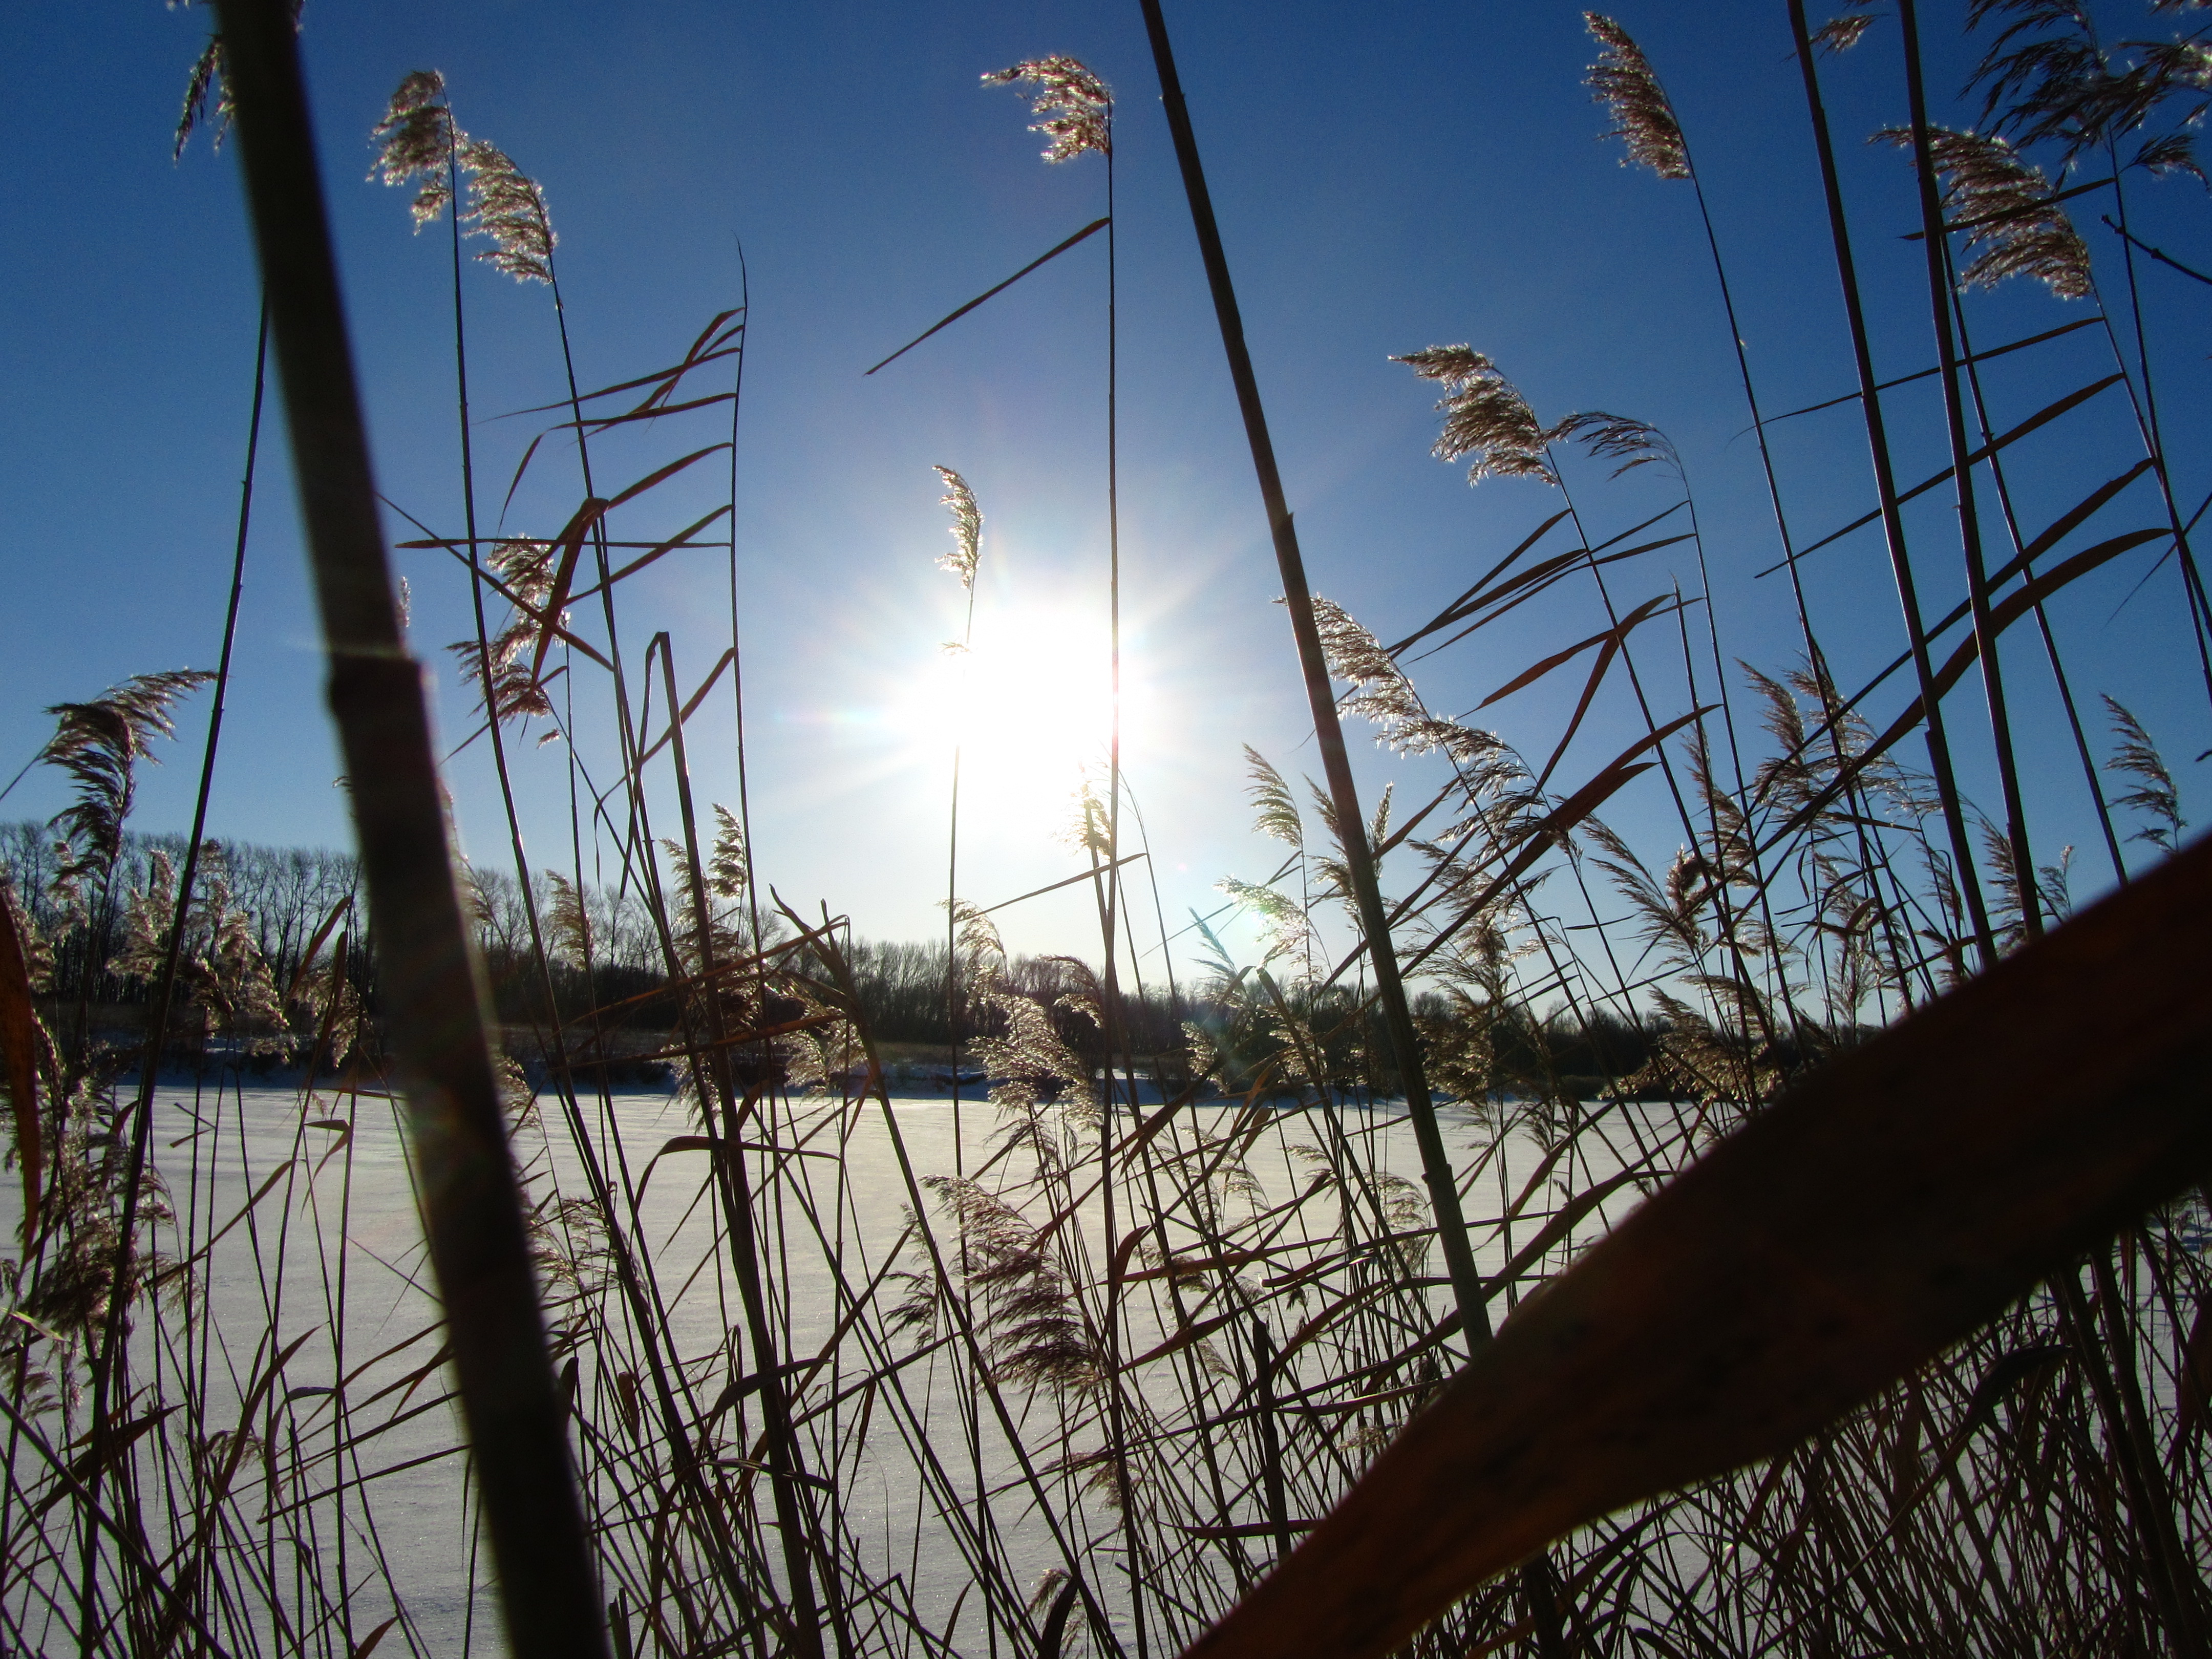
2103;695;2186;853
458;136;556;284
1969;0;2212;174
1585;14;1690;180
1877;125;2094;297
111;846;286;1051
370;69;456;224
933;464;982;587
1309;595;1503;770
38;671;212;909
171;0;301;158
1547;410;1679;477
372;73;556;283
1811;12;1879;54
982;56;1113;161
1242;743;1305;852
449;539;561;732
1392;345;1558;486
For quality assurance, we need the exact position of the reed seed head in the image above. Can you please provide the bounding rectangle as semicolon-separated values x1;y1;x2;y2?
1811;12;1879;53
1585;14;1691;180
1878;125;2093;297
1393;346;1558;486
932;466;982;588
370;70;456;228
458;136;556;284
983;56;1113;161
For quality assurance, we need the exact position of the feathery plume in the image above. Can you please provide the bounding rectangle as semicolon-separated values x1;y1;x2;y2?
172;1;301;159
1811;12;1880;54
458;136;556;284
39;671;213;910
1585;14;1691;180
370;71;457;228
982;56;1113;162
1392;346;1558;486
2103;695;2186;852
370;75;556;282
450;539;560;729
708;804;749;902
1242;746;1305;852
1878;125;2093;297
933;466;982;588
1548;410;1679;478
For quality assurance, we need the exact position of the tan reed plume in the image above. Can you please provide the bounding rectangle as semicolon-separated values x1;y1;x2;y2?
1392;345;1558;486
982;56;1113;161
1811;12;1879;53
1585;14;1691;180
370;70;458;226
371;72;556;283
933;465;982;588
1878;125;2093;298
457;136;556;284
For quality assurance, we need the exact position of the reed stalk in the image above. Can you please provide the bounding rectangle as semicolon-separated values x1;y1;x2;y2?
1785;0;2001;971
203;8;607;1656
1897;0;2043;943
1135;0;1488;1347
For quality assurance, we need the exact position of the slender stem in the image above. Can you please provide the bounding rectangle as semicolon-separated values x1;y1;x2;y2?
1898;0;2040;942
208;10;608;1656
1785;0;1999;972
1136;0;1487;1347
80;291;270;1659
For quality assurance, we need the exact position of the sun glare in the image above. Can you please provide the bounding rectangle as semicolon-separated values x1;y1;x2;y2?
890;597;1128;834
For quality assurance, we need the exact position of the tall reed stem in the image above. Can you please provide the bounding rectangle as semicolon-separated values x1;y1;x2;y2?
1897;0;2040;942
1785;0;2000;972
1136;0;1487;1345
80;293;269;1659
208;8;607;1655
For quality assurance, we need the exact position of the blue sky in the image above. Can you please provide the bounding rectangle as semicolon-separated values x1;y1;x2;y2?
7;2;2210;978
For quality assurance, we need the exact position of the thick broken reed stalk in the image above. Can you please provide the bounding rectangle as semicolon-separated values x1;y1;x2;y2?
205;6;609;1657
1135;0;1487;1345
1183;825;2212;1659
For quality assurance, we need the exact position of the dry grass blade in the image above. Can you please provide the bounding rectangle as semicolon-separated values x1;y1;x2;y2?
1584;14;1691;180
1185;830;2212;1659
865;218;1111;376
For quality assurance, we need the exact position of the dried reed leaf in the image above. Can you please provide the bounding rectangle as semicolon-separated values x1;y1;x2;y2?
1183;832;2212;1659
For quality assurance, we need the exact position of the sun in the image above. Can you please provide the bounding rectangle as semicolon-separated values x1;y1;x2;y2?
889;594;1125;836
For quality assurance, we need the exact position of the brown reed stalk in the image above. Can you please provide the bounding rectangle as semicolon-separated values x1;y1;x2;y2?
1785;0;2001;973
1897;0;2044;944
1134;0;1488;1347
203;7;607;1656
